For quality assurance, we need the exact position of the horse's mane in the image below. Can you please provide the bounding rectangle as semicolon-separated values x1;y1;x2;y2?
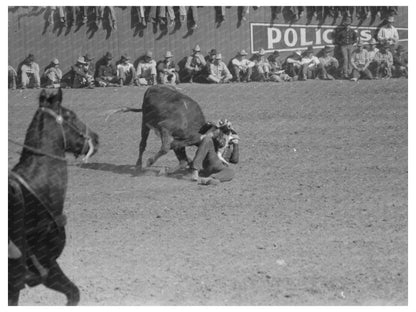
20;110;44;161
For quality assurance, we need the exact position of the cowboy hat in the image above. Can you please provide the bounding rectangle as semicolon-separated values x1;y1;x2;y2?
217;119;237;134
145;50;153;58
165;51;173;58
396;45;405;52
121;54;130;61
104;52;113;60
304;46;314;54
239;49;248;56
84;53;94;61
323;45;333;53
368;38;378;45
77;56;87;64
209;49;217;55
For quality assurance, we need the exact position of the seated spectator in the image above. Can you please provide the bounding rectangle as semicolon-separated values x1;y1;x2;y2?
96;52;118;87
231;49;254;82
373;43;393;79
84;53;95;78
205;48;217;64
366;38;380;76
68;56;95;88
136;50;157;86
206;53;232;84
318;46;339;80
202;48;217;78
377;16;399;48
183;45;207;83
157;51;179;85
42;58;63;88
392;45;408;78
20;54;40;89
191;120;239;185
350;42;373;81
116;54;136;86
268;50;290;82
285;50;303;80
299;46;320;80
250;48;271;81
8;65;17;89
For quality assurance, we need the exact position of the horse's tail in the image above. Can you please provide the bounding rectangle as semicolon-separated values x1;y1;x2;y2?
104;107;143;122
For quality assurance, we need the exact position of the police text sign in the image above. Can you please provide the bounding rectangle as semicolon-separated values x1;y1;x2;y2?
250;23;408;53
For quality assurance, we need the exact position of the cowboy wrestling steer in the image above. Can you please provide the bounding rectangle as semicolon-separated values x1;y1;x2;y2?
107;85;206;170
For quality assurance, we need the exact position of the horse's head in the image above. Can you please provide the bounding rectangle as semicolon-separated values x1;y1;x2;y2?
38;88;99;161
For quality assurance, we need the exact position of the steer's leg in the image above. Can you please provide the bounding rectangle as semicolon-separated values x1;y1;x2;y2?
173;147;190;168
136;123;150;169
42;261;80;306
146;128;173;167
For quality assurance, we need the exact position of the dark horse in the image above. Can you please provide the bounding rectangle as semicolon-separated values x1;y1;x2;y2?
8;88;99;305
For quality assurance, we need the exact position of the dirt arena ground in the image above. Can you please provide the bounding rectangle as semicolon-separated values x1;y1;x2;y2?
8;79;408;306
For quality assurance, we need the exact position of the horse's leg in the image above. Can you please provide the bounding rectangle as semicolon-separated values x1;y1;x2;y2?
42;261;80;306
136;123;150;169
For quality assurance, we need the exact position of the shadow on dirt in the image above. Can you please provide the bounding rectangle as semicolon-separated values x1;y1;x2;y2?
77;162;193;180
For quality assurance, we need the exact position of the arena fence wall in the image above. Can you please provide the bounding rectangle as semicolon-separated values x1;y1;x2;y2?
8;6;408;74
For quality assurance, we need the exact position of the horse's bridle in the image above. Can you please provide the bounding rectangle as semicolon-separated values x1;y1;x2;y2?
39;107;94;162
9;107;94;162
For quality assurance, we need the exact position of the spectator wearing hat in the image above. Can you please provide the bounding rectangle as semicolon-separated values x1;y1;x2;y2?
83;53;95;78
183;45;207;83
393;45;408;78
285;50;303;80
334;17;358;79
201;48;217;79
250;48;271;81
8;65;17;90
267;50;290;82
136;50;157;86
377;16;399;48
68;56;95;88
318;46;339;80
350;43;373;81
96;52;118;87
116;54;136;86
231;49;254;82
157;51;179;85
20;54;40;89
42;58;63;88
299;46;320;80
366;38;380;77
207;53;232;84
373;43;393;79
205;49;217;64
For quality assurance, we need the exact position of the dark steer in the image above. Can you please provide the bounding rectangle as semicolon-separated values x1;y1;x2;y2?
107;85;206;170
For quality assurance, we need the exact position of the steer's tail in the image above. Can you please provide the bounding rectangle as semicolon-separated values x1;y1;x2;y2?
104;107;143;122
